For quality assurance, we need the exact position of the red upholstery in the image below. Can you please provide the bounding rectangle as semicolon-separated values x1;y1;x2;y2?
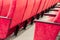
0;0;59;39
0;18;10;39
37;0;46;13
10;0;27;28
34;11;60;40
47;0;52;8
0;0;16;39
54;11;60;23
43;0;49;11
1;0;13;16
0;0;2;14
34;22;60;40
22;0;34;22
30;0;41;18
59;0;60;2
48;0;53;7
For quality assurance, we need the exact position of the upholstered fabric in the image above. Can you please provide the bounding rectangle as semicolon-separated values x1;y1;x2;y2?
0;18;10;39
37;0;46;13
0;0;2;14
54;11;60;23
30;0;41;18
0;0;16;39
1;0;13;16
10;0;27;28
34;22;60;40
34;11;60;40
22;0;35;22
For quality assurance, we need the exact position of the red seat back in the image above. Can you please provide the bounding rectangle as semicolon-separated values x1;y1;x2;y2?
47;0;52;8
10;0;28;28
0;0;3;14
0;0;16;39
22;0;35;22
30;0;41;18
43;0;49;11
37;0;46;13
0;0;14;16
34;22;60;40
34;11;60;40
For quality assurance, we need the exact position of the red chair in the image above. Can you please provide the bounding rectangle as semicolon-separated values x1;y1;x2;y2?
0;0;16;39
46;0;50;9
59;0;60;2
29;0;42;24
42;0;49;11
10;0;28;28
1;0;14;16
34;11;60;40
0;0;3;14
37;0;46;13
30;0;41;18
0;0;28;39
22;0;35;22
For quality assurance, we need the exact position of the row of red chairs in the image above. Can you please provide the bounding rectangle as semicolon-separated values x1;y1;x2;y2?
34;3;60;40
0;0;59;40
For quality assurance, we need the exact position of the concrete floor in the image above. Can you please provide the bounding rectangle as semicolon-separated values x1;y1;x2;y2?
6;23;35;40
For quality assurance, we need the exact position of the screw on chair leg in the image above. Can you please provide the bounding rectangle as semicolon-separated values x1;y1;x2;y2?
14;25;19;36
23;20;28;30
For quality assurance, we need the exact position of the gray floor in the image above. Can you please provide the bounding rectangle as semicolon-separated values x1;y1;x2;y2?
6;23;35;40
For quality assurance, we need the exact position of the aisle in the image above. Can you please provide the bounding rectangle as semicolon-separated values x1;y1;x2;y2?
6;24;35;40
13;24;35;40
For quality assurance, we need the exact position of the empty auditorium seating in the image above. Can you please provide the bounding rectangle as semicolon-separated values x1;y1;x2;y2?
0;0;59;40
43;0;49;11
34;11;60;40
0;0;28;39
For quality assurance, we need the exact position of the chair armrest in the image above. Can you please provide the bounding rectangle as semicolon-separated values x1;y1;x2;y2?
34;20;60;26
0;16;11;20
